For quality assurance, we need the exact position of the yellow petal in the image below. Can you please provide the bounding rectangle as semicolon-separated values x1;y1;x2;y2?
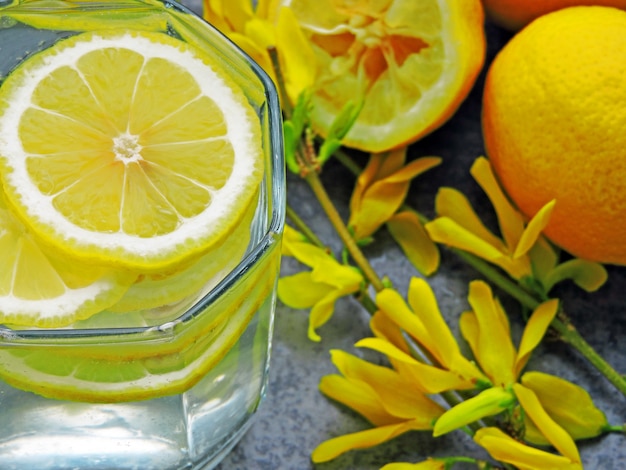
202;0;232;33
433;387;515;437
311;258;363;289
425;217;506;263
311;421;416;463
521;372;609;441
375;288;433;352
467;281;516;385
474;427;581;470
350;150;403;218
284;239;332;267
348;153;440;241
359;149;406;201
385;156;442;184
276;7;317;102
434;186;505;251
328;350;444;423
513;200;556;259
277;272;331;308
471;157;525;251
308;287;354;341
513;384;582;463
349;152;383;217
387;211;440;276
515;299;559;377
377;148;408;180
319;374;397;426
370;310;411;354
349;180;408;240
281;225;308;256
253;0;280;20
356;338;474;393
459;311;479;360
222;0;254;32
406;278;462;368
381;459;445;470
244;17;276;49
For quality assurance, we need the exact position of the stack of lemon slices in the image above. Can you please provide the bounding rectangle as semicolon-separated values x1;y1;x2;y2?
0;29;266;401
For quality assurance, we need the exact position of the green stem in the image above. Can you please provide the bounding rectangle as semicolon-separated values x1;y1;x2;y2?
286;203;325;248
357;290;378;315
305;171;385;292
603;424;626;433
334;148;363;176
552;318;626;396
454;249;540;308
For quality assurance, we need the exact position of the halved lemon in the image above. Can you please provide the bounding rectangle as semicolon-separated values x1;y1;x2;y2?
286;0;486;152
0;29;264;272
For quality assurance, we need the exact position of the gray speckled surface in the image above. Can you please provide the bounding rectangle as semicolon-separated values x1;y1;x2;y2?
180;2;626;468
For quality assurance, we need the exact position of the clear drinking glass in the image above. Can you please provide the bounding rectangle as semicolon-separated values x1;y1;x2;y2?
0;1;285;468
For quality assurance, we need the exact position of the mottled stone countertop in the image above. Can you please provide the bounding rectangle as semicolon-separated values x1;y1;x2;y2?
179;2;626;469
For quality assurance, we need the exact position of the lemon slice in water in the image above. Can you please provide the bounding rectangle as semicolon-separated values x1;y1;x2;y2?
0;249;279;402
0;29;264;272
0;186;134;327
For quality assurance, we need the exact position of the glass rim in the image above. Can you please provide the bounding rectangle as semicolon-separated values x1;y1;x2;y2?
0;0;285;342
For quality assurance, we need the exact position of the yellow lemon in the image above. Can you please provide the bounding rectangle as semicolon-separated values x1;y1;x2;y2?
483;6;626;265
482;0;626;30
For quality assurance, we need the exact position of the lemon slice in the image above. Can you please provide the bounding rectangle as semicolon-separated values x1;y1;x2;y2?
108;195;257;313
0;29;264;272
0;247;280;402
0;185;135;327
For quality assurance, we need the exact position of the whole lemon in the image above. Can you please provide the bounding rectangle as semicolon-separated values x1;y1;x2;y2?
483;6;626;265
482;0;626;30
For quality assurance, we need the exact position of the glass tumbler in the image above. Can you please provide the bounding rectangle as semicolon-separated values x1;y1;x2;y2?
0;1;285;468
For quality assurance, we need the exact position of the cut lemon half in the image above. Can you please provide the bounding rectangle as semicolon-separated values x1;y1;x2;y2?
286;0;486;152
0;185;135;328
0;29;264;272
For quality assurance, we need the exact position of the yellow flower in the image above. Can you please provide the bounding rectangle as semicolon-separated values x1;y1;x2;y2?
347;149;441;274
434;281;607;448
312;349;444;463
474;384;583;470
432;280;559;436
278;226;364;341
425;157;607;293
358;278;487;394
460;281;559;387
521;371;609;445
203;0;316;101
